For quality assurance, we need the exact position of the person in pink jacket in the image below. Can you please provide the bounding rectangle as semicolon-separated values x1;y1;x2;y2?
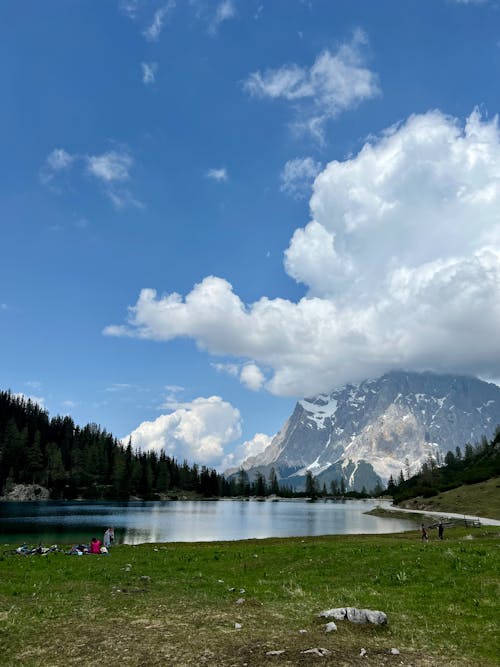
90;537;101;554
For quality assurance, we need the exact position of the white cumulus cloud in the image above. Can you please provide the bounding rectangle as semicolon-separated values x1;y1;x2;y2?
240;363;265;391
222;432;273;471
123;395;242;466
105;109;500;397
244;30;380;142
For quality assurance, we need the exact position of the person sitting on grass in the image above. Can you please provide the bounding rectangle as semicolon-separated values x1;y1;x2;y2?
90;537;101;554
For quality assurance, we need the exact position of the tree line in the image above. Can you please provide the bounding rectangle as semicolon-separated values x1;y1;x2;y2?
385;428;500;503
0;391;296;500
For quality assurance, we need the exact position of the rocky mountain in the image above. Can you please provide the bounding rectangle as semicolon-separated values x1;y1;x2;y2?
229;371;500;492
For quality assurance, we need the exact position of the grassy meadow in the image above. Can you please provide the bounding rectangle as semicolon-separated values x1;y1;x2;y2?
398;477;500;520
1;525;499;667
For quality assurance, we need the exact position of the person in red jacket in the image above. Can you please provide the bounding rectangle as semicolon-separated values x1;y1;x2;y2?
90;537;101;554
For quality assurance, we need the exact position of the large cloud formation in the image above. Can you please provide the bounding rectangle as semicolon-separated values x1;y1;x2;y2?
123;396;242;465
105;110;500;397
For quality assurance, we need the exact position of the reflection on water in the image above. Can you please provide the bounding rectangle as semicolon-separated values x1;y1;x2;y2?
0;499;415;545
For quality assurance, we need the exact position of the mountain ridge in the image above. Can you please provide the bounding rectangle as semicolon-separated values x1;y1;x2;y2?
228;370;500;492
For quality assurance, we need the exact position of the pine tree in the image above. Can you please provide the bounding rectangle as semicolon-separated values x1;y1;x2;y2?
268;467;280;494
26;431;44;484
255;472;267;497
305;470;317;499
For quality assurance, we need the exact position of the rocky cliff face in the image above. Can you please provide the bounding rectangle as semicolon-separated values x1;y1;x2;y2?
231;371;500;492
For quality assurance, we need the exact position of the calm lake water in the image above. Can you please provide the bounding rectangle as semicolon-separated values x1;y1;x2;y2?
0;499;416;546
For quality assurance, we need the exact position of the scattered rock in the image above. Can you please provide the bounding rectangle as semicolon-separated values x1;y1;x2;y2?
364;609;387;625
324;622;337;633
299;629;308;634
234;622;242;630
239;588;246;594
319;607;387;625
139;576;150;583
228;587;235;592
360;648;367;657
266;650;286;656
390;648;400;655
463;534;474;540
123;564;132;572
218;579;224;584
301;648;331;657
235;598;245;605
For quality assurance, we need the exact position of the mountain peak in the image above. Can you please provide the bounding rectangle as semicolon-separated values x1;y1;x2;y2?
232;370;500;491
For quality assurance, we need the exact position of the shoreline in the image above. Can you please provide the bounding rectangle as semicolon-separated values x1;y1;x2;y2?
371;500;500;526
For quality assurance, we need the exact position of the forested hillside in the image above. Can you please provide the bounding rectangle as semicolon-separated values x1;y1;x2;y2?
387;427;500;503
0;391;228;500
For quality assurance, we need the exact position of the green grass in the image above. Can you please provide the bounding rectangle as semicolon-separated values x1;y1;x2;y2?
1;527;499;666
399;477;500;520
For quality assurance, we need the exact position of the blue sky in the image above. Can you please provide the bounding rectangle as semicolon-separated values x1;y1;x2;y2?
2;0;500;470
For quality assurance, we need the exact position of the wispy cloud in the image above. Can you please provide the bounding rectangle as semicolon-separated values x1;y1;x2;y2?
41;146;142;209
211;362;240;377
143;1;175;41
39;148;75;186
244;30;380;143
86;150;132;183
280;157;322;199
208;0;236;35
119;0;142;19
206;167;228;182
141;61;158;85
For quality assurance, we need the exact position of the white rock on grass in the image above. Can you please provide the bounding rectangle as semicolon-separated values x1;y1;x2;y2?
390;648;400;655
364;609;387;625
234;623;242;630
319;607;387;625
324;622;337;633
347;608;367;624
235;598;245;605
266;650;286;656
360;648;367;657
319;607;346;620
302;648;331;657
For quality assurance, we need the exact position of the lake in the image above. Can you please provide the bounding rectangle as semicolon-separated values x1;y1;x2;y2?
0;498;416;546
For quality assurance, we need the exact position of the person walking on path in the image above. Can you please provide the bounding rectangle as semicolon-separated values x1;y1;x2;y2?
438;522;444;540
421;523;428;542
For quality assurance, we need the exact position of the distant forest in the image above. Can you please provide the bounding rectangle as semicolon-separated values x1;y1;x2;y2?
0;391;304;500
1;391;499;502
